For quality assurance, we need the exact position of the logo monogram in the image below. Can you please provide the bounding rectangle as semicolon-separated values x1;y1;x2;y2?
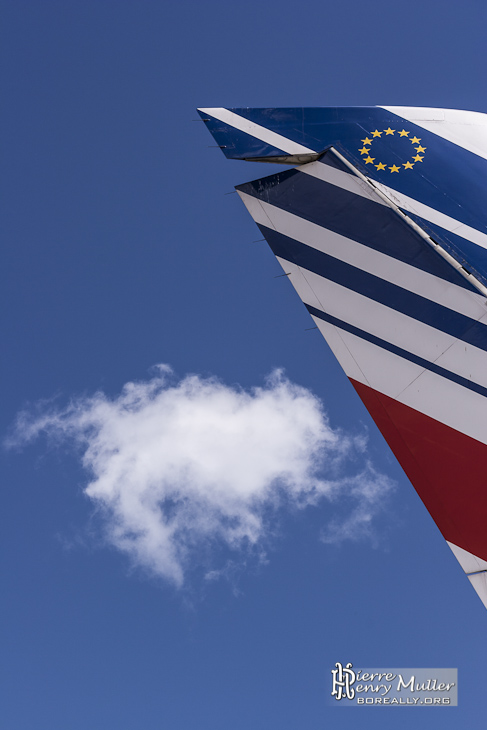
331;662;357;701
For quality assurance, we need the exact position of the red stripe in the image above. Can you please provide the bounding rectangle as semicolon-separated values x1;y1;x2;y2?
350;378;487;562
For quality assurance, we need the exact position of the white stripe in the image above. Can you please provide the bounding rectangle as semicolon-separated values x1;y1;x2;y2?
306;310;487;447
447;542;487;574
380;106;487;161
466;572;487;610
273;256;487;392
238;191;487;321
447;543;487;609
312;315;422;395
370;179;487;250
198;108;315;156
299;160;387;206
399;367;487;445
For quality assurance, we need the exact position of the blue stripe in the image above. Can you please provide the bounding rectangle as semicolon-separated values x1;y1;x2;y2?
236;158;476;292
259;225;487;352
403;211;487;287
306;304;487;400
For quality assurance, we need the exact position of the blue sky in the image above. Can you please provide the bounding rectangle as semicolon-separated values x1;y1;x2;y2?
2;1;486;727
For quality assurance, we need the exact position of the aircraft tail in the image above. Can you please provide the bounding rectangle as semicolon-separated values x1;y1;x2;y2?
200;106;487;608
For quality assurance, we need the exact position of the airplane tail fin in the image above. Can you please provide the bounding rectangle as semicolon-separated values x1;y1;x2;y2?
201;106;487;608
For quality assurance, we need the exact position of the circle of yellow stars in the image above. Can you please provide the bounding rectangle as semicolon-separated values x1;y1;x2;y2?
358;128;426;172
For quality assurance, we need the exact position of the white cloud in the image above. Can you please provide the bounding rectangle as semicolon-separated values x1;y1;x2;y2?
8;366;394;586
320;466;395;546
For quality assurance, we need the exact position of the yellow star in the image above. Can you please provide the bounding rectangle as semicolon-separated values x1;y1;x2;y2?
413;154;424;162
375;162;387;170
403;161;414;169
384;127;395;135
359;146;371;155
410;136;421;144
398;130;409;137
364;156;375;164
415;145;426;153
361;137;372;145
389;165;400;173
372;129;382;137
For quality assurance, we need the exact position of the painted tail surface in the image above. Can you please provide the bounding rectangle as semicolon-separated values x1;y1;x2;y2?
200;106;487;608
